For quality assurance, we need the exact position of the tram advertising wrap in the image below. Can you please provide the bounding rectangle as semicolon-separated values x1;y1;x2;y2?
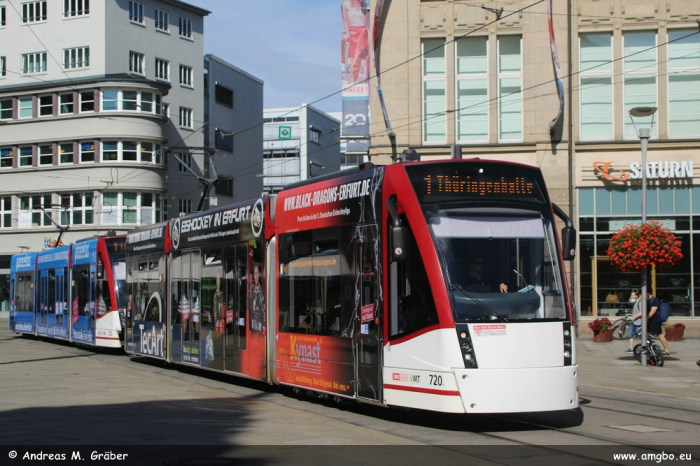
275;168;384;397
71;240;98;345
125;223;169;357
170;199;266;379
36;246;71;340
9;253;37;334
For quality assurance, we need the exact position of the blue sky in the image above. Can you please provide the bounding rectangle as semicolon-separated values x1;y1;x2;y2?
187;0;342;113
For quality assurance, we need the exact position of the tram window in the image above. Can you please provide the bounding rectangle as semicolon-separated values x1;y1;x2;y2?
138;261;147;272
279;227;343;336
201;248;223;328
17;274;34;312
171;254;182;325
390;216;438;338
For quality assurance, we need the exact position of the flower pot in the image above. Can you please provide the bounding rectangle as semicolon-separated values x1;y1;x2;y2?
665;325;685;342
592;329;613;343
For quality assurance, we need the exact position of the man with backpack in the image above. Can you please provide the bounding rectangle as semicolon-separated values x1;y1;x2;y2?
626;292;672;355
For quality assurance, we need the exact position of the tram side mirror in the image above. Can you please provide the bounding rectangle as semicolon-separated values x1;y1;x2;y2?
561;227;576;261
391;226;407;262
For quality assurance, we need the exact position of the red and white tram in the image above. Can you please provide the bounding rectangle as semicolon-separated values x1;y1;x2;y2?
123;158;577;414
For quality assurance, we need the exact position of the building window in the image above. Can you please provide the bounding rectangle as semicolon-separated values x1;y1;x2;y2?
64;46;89;69
22;1;47;23
179;16;192;39
179;65;193;87
215;129;233;152
102;141;118;161
0;99;12;120
215;84;233;107
102;89;118;110
1;148;14;168
19;97;33;118
140;142;162;164
498;36;522;141
155;58;169;80
39;95;53;116
80;90;94;112
179;107;192;128
102;192;151;225
22;52;47;74
179;199;192;215
122;90;137;111
20;194;52;227
1;5;6;27
59;143;73;164
19;146;32;166
623;31;657;139
456;36;488;142
309;128;321;144
0;197;11;228
579;33;613;140
178;153;192;173
668;29;700;138
79;141;94;162
64;0;89;18
129;51;144;74
122;141;137;161
59;93;73;114
155;8;168;31
39;145;52;165
0;56;5;77
129;1;143;23
422;38;446;143
60;193;93;225
162;102;169;120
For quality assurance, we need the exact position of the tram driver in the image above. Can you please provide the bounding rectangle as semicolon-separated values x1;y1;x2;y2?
463;255;508;293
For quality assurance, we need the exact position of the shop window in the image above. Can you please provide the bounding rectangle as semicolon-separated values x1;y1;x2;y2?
693;188;700;214
674;187;690;214
611;189;626;215
645;187;658;215
627;188;642;215
595;188;611;215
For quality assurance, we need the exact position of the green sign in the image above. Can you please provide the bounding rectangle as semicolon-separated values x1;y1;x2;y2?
279;126;292;140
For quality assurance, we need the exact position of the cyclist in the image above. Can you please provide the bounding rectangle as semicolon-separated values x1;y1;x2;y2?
625;289;642;353
626;291;672;355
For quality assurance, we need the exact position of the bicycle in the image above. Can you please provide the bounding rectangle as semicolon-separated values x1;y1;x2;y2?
633;335;665;366
611;311;633;340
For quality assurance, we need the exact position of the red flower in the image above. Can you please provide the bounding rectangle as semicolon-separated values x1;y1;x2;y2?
607;222;682;271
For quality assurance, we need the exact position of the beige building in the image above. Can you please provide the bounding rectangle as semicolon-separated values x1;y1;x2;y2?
371;0;700;333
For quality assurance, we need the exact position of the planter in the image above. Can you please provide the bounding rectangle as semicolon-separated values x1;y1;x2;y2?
665;325;685;342
592;329;613;343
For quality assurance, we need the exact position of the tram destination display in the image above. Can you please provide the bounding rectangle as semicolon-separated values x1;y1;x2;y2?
406;161;547;205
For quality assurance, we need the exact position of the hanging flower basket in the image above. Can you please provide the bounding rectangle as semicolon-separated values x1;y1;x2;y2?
607;221;683;271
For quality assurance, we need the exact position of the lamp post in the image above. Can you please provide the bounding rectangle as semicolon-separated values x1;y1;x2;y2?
628;106;657;366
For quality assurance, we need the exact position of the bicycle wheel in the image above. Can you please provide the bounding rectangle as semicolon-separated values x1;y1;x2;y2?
633;344;642;363
612;320;630;340
651;344;664;367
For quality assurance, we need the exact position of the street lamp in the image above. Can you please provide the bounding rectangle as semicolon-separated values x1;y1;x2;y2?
628;106;657;366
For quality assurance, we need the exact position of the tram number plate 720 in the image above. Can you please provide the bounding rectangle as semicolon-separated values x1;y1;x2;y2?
429;375;444;386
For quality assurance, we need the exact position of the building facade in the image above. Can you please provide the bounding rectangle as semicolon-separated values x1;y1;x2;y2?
203;54;264;206
371;0;700;332
0;0;264;315
262;105;340;194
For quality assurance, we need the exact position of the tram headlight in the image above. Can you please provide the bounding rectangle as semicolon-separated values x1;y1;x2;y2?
464;354;473;362
564;330;570;337
460;332;467;339
564;351;571;358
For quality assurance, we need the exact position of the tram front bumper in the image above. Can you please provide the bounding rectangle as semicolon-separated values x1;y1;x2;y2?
454;365;579;413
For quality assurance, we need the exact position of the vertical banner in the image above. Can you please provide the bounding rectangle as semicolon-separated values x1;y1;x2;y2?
372;0;392;135
341;0;371;153
548;0;565;141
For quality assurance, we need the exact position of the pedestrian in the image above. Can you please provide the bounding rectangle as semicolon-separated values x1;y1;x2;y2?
626;291;671;355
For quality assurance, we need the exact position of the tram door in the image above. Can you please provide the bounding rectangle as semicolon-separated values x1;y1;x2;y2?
224;244;248;373
356;225;381;401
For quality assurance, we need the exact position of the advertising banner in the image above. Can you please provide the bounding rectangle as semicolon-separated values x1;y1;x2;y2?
171;199;264;251
276;333;355;395
342;0;371;153
126;222;168;255
275;168;384;232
